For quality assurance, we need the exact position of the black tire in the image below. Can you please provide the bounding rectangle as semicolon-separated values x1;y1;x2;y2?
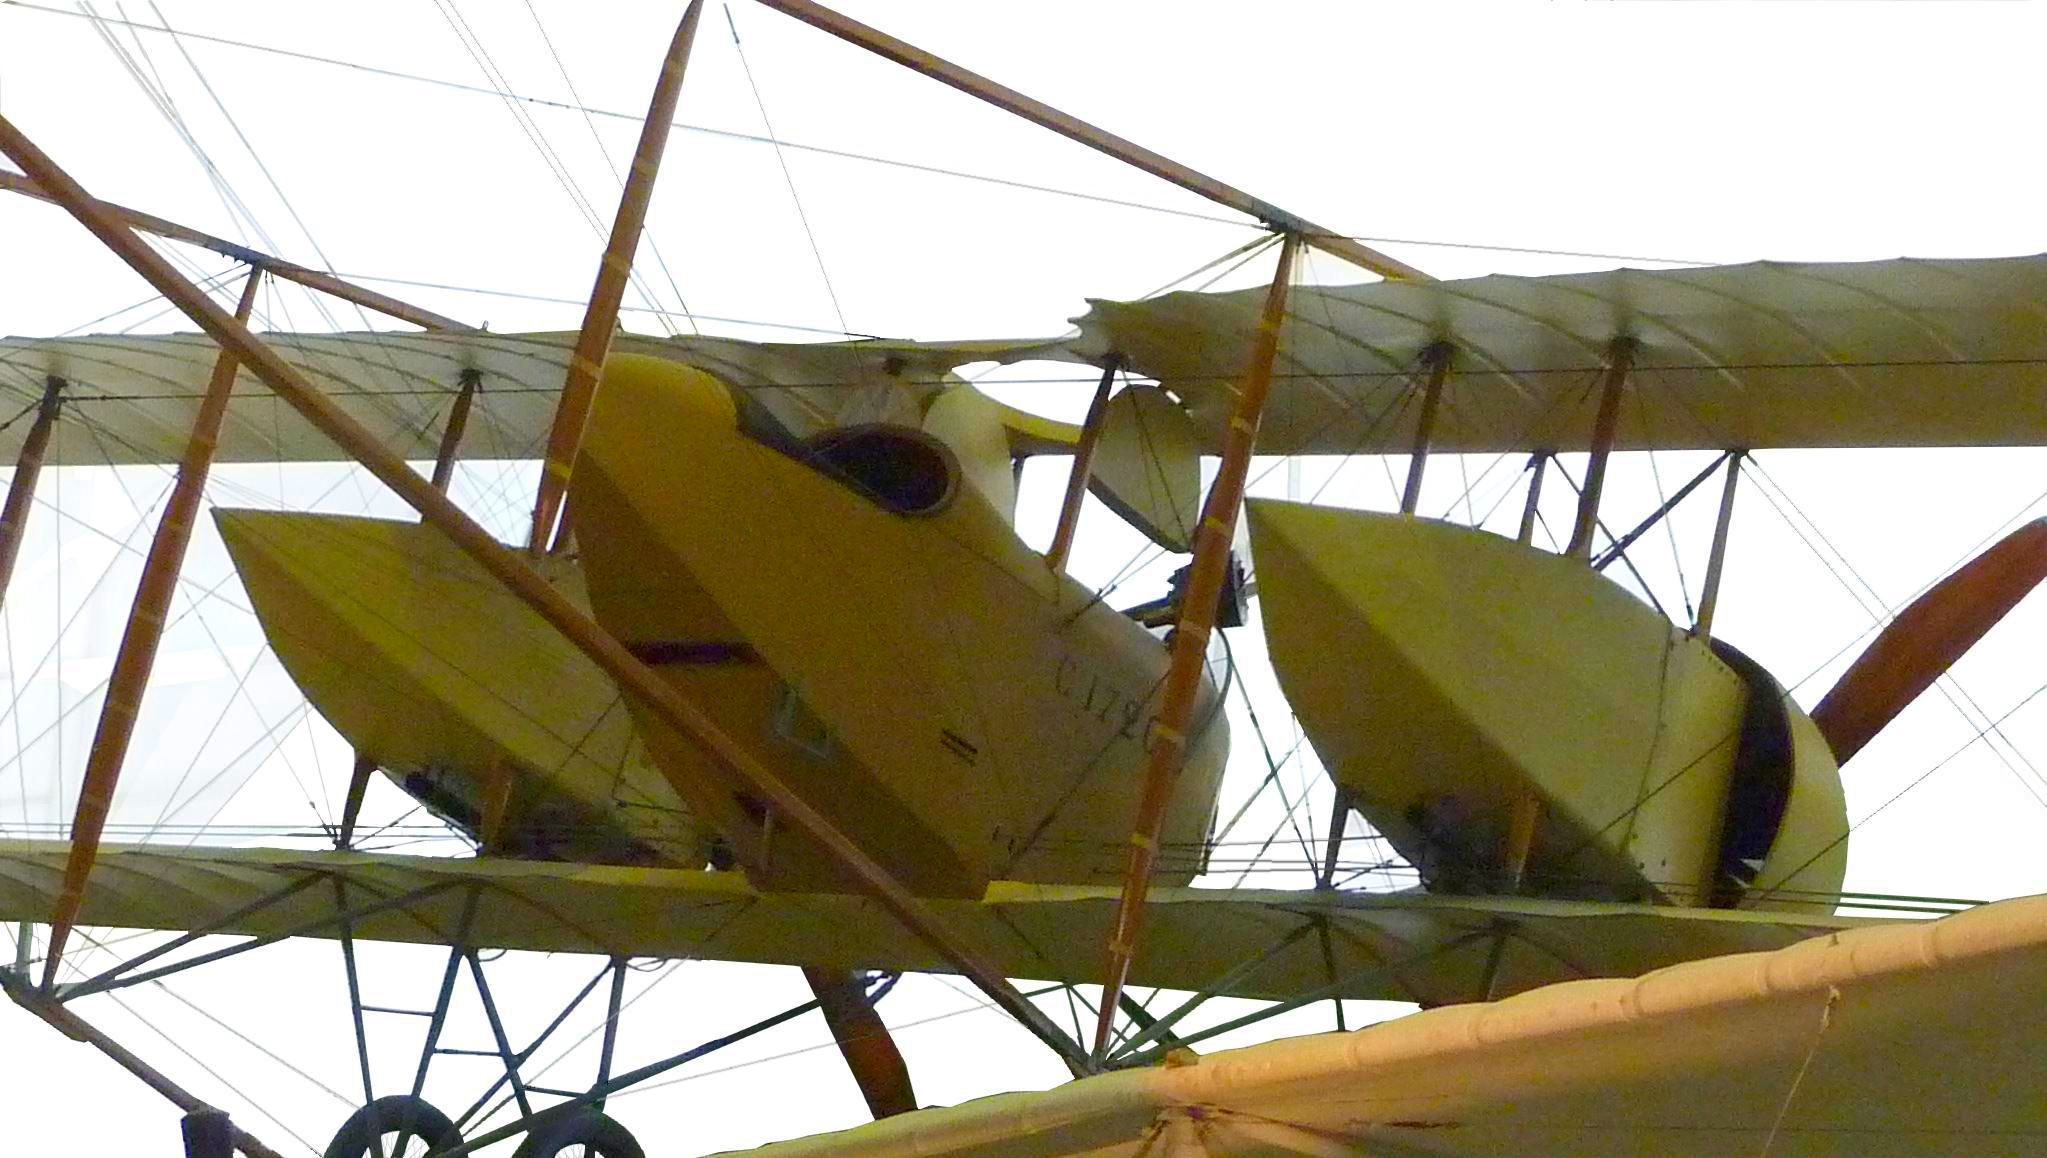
324;1095;464;1158
512;1110;645;1158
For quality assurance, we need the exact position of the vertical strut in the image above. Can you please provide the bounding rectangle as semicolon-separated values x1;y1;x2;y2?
467;951;533;1119
1503;790;1541;892
1565;340;1635;561
0;376;62;608
1517;453;1548;546
0;382;52;991
410;888;482;1100
1693;451;1744;643
0;378;53;959
475;761;514;852
429;368;481;493
1093;233;1300;1059
1317;787;1352;890
1044;359;1118;574
1397;344;1453;516
338;752;376;849
529;0;706;553
596;957;627;1097
42;269;263;989
332;877;376;1106
0;107;1088;1073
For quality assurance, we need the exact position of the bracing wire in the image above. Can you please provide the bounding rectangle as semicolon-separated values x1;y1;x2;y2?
723;3;850;336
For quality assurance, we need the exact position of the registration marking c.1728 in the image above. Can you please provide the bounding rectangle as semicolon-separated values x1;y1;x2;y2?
1053;653;1148;743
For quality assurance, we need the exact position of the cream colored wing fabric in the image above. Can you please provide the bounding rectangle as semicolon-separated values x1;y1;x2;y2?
1074;254;2047;454
0;330;1069;465
1089;384;1202;552
0;842;1867;1006
727;891;2047;1156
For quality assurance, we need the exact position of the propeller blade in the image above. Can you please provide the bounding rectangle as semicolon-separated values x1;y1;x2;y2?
1812;518;2047;763
803;968;917;1119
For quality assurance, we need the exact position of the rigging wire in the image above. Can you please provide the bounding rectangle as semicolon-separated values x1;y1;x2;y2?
519;0;700;335
723;3;850;336
1755;672;2047;905
1626;372;1696;621
6;3;1735;268
1739;459;2047;808
427;0;683;339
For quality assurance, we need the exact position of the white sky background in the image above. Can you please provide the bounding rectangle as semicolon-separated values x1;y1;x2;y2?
0;0;2046;1153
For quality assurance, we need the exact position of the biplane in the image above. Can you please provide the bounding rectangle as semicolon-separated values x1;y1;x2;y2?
0;1;2045;1155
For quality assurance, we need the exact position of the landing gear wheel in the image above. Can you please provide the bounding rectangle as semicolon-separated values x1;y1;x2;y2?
512;1110;645;1158
324;1095;464;1158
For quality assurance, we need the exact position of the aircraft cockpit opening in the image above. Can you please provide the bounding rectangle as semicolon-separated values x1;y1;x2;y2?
801;425;961;517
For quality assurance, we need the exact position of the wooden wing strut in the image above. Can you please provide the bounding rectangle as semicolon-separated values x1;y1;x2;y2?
1093;234;1299;1057
42;269;263;988
0;111;1089;1072
529;0;704;553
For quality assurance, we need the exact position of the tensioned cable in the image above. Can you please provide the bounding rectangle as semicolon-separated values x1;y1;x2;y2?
35;925;317;1152
520;0;700;335
1743;454;2047;799
7;3;1736;269
1781;475;2047;698
724;3;850;336
1740;459;2047;809
1633;373;1696;622
0;280;371;838
1578;348;2047;819
1218;633;1318;878
429;0;685;338
62;379;336;840
1752;671;2047;906
84;6;454;454
81;2;248;253
469;899;763;1130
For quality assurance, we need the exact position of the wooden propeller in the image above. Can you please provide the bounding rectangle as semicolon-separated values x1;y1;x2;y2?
1811;519;2047;764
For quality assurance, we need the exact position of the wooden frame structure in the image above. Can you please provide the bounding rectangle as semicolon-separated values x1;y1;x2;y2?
0;0;1449;1147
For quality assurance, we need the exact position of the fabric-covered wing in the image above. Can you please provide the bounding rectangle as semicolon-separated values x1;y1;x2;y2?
1073;253;2047;454
0;330;1069;466
0;842;1866;1006
728;891;2047;1156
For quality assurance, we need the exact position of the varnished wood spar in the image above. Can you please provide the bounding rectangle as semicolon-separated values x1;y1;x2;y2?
0;172;470;334
0;113;1091;1071
1397;344;1453;516
1093;234;1300;1057
1565;338;1636;561
430;367;481;492
748;0;1427;282
0;974;286;1158
0;377;64;607
529;0;705;554
41;270;264;989
1693;451;1744;642
1044;359;1118;574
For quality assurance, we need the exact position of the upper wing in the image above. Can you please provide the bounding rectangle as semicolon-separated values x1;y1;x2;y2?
13;253;2047;466
1074;253;2047;455
0;840;1864;1007
722;889;2047;1156
0;329;1070;466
